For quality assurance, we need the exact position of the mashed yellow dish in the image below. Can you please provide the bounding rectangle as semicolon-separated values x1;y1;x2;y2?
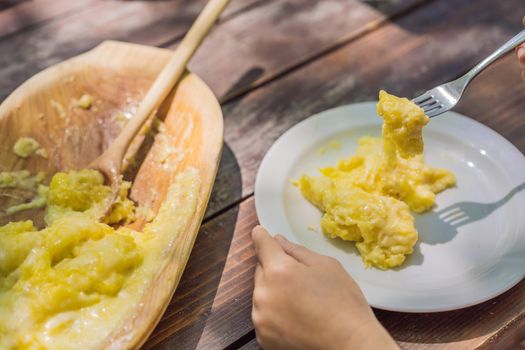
0;168;200;349
0;171;49;215
298;91;456;269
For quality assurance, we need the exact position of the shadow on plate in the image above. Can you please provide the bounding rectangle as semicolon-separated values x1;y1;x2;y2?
416;182;525;245
324;233;360;256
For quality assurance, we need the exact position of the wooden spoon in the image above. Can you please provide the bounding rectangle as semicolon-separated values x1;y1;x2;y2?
0;0;229;226
90;0;230;218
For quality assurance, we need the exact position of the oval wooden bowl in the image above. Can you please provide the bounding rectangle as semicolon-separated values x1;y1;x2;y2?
0;41;223;348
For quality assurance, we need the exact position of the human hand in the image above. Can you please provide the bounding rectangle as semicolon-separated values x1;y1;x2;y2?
518;16;525;81
251;226;398;350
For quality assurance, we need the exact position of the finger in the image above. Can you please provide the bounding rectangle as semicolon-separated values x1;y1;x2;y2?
253;262;263;309
517;45;525;65
252;225;287;268
274;234;320;266
522;15;525;26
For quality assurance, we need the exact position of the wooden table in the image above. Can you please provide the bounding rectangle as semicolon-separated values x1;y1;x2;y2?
2;0;525;349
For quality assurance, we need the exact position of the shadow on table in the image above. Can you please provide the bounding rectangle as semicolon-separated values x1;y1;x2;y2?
142;142;242;349
219;66;265;103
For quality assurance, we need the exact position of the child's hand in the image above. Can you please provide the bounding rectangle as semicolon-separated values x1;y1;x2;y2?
251;226;398;350
518;16;525;80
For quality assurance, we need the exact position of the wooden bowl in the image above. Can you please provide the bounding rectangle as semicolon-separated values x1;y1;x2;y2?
0;41;223;348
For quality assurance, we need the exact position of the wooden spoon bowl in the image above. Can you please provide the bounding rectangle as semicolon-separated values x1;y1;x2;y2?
0;40;223;348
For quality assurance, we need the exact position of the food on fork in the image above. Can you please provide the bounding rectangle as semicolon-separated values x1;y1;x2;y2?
297;91;456;269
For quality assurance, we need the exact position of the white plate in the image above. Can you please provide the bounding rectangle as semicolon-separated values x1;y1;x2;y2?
254;102;525;313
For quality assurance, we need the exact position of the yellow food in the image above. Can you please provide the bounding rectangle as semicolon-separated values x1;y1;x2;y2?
298;91;456;269
0;168;201;349
12;137;41;158
5;185;48;215
0;171;49;214
0;171;46;190
76;94;93;109
35;149;49;159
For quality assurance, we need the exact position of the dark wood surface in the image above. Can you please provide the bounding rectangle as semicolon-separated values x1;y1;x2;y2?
2;0;525;349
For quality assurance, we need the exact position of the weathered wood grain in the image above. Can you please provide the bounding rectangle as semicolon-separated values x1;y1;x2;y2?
0;0;430;105
181;0;430;101
0;0;100;38
0;0;262;101
456;55;525;152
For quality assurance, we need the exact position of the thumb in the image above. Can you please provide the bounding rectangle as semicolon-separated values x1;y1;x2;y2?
251;225;288;268
274;235;320;266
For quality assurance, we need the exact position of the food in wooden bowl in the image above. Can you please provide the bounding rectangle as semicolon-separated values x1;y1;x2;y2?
0;41;222;349
297;91;456;269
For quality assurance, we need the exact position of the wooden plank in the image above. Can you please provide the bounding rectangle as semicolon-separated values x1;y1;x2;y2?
479;312;525;349
179;0;430;101
0;0;100;38
455;55;525;152
0;0;432;104
0;0;262;101
141;0;525;348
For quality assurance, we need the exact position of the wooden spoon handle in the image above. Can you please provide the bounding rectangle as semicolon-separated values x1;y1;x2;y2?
100;0;230;172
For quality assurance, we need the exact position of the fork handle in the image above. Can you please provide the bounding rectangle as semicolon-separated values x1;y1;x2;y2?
465;28;525;81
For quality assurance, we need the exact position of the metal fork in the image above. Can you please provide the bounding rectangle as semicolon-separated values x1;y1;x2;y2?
413;29;525;117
